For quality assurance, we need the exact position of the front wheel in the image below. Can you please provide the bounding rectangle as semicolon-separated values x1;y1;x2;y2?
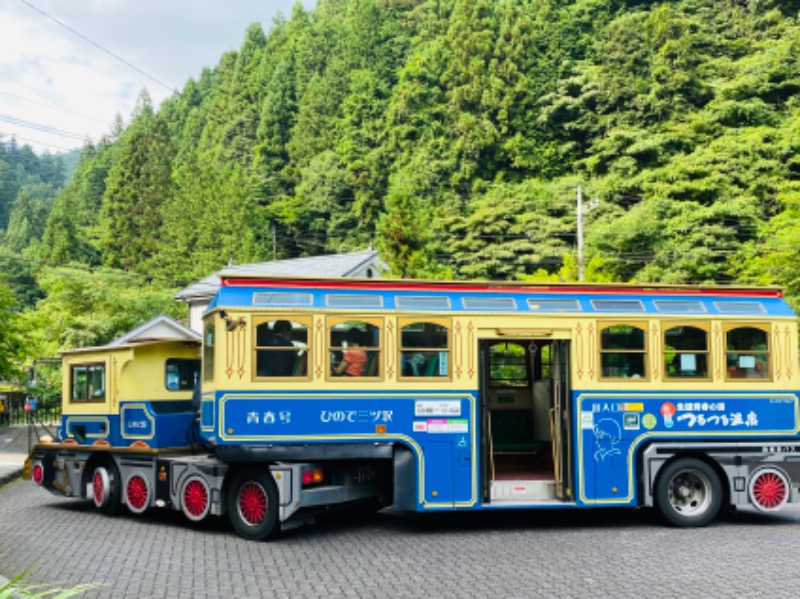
655;458;722;527
226;469;280;541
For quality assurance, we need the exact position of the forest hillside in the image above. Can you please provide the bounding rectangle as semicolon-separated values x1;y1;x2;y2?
3;0;800;384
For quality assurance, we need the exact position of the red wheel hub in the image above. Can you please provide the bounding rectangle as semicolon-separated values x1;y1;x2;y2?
183;479;209;520
93;471;105;504
238;482;267;525
126;474;149;512
752;471;787;509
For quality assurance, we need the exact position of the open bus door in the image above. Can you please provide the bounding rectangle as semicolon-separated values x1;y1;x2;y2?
551;341;573;501
480;334;573;504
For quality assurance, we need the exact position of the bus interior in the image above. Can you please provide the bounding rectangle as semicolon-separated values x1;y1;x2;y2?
482;338;573;505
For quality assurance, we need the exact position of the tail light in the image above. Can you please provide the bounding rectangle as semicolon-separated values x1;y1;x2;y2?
302;468;324;486
32;463;44;485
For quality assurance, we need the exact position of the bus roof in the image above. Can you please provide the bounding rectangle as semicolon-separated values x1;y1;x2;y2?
210;274;793;318
218;273;784;296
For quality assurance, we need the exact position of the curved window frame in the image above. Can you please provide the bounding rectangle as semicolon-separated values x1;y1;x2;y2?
202;319;215;383
70;362;106;403
397;318;451;381
724;323;771;382
598;321;649;382
326;317;383;381
252;315;313;382
663;323;711;382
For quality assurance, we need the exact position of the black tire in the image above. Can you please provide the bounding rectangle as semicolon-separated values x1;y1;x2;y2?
655;458;722;527
90;460;122;516
226;469;280;541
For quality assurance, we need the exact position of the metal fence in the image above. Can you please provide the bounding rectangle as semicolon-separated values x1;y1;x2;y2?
2;395;61;426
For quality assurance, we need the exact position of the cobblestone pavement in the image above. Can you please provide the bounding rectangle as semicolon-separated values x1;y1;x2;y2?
3;473;800;599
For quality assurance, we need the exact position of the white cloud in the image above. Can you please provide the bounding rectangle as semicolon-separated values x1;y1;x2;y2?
0;0;311;153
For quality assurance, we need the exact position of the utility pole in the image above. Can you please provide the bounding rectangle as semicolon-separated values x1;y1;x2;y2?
577;186;584;282
272;226;277;261
576;187;598;282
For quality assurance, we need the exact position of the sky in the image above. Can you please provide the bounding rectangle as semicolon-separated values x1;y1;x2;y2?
0;0;311;154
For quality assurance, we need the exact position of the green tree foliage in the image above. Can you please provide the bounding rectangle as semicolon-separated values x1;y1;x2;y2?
101;91;175;272
5;0;800;379
0;279;24;382
20;267;185;358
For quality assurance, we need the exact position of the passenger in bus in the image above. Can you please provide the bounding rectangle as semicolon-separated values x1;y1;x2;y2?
333;328;367;376
257;320;297;376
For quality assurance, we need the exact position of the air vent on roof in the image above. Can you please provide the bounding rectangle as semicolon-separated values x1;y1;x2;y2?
713;301;766;314
395;296;451;310
326;294;384;308
591;299;645;312
654;300;706;313
527;298;581;312
462;297;517;311
252;292;313;307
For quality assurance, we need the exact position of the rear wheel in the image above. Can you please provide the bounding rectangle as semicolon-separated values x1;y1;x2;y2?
227;469;279;541
91;461;121;515
656;458;722;527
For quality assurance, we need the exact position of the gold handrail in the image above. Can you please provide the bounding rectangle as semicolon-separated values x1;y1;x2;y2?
549;407;561;486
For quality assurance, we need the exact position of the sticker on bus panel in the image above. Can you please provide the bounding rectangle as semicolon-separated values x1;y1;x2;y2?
415;400;461;417
427;419;468;433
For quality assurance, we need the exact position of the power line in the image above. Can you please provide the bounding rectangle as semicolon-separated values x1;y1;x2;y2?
18;0;177;95
0;131;73;152
0;89;108;124
0;114;87;141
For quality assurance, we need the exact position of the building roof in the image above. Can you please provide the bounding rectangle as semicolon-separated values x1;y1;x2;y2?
107;314;200;346
174;249;383;302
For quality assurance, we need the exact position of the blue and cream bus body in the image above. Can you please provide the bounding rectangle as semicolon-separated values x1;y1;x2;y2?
26;275;800;539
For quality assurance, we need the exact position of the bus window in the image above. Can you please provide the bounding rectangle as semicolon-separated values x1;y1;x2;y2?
166;359;201;390
664;325;709;379
253;318;310;379
399;320;450;379
600;323;647;380
329;319;382;378
725;325;770;380
203;320;215;382
489;342;529;388
71;364;105;402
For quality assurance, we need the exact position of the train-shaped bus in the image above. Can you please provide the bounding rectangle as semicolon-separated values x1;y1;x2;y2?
25;274;800;539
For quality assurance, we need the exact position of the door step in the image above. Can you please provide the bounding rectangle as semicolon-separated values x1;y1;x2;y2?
490;478;556;501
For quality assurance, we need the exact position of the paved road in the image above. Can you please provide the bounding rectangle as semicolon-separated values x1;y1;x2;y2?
3;425;800;597
4;463;800;599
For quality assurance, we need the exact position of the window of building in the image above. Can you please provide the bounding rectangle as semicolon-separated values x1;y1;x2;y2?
600;323;647;380
328;318;382;379
398;319;450;379
253;317;311;379
71;363;105;402
489;342;530;388
664;325;709;380
165;359;200;390
725;325;770;380
203;320;215;382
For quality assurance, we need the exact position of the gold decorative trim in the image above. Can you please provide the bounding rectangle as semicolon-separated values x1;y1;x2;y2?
386;320;396;378
467;321;475;379
454;321;463;380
